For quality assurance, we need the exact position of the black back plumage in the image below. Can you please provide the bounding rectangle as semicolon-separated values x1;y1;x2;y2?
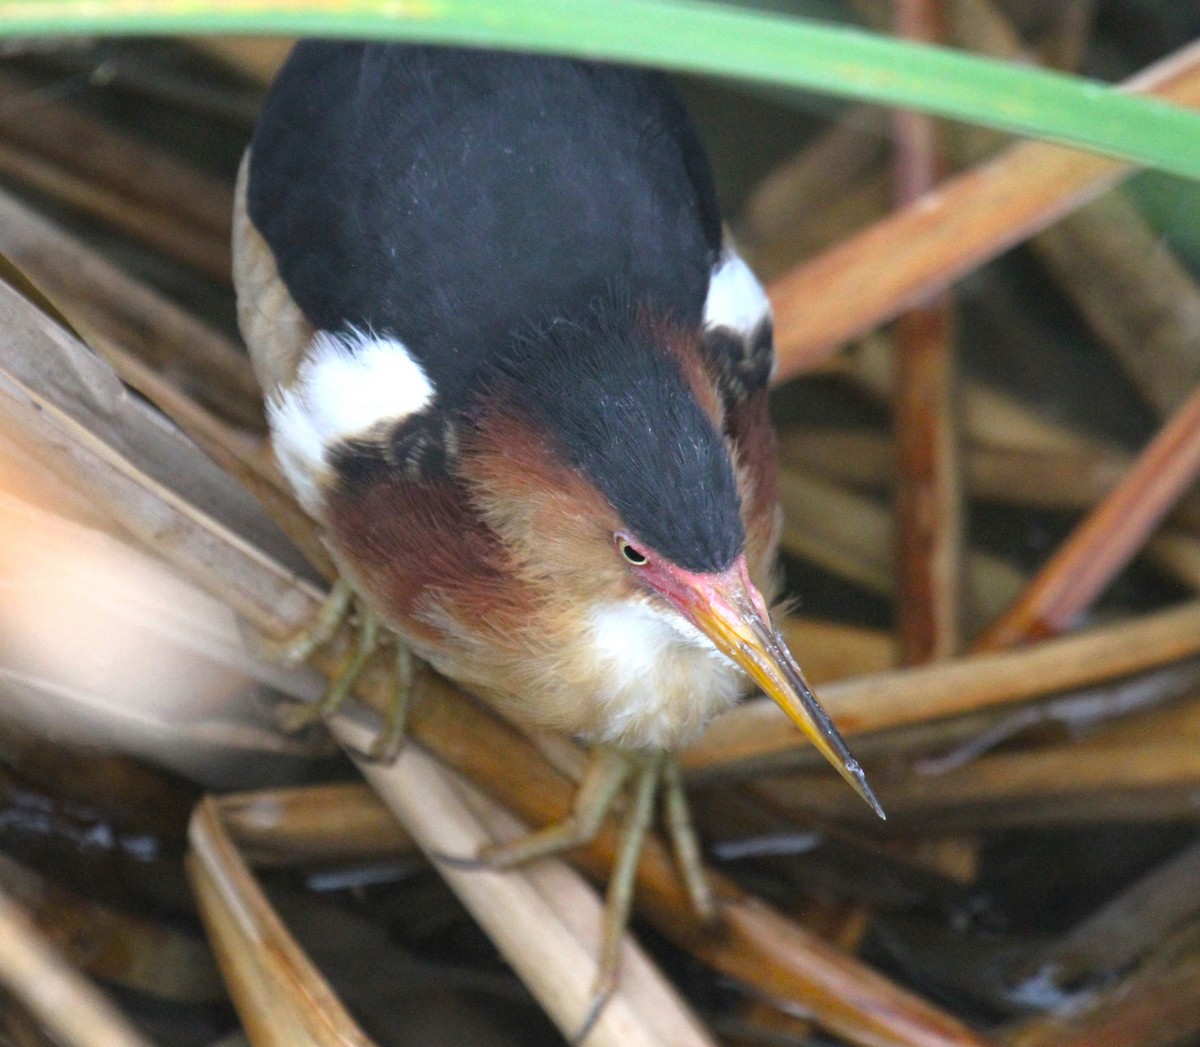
249;42;722;398
250;41;746;572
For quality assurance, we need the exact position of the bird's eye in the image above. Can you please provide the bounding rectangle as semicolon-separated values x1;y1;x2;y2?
618;539;648;566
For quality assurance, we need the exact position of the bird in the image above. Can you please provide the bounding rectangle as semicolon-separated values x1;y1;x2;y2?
233;39;882;1027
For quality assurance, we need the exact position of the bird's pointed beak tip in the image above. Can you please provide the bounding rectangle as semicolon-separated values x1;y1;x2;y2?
850;763;887;821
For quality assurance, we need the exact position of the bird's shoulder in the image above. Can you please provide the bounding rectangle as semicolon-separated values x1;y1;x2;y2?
261;245;777;531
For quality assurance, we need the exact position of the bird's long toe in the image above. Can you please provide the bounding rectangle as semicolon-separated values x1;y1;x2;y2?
470;745;633;869
263;575;354;666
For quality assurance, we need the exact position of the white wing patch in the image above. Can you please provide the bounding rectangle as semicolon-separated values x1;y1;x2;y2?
703;248;772;339
268;327;435;513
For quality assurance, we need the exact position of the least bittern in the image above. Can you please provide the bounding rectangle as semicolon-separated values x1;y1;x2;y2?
234;40;882;1031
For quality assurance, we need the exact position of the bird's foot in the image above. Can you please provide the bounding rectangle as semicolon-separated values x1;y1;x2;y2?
466;745;633;868
268;577;414;762
437;745;714;1041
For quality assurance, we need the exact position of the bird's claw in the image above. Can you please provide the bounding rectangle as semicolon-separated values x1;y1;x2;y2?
571;974;616;1046
360;726;406;764
428;849;496;872
277;698;328;733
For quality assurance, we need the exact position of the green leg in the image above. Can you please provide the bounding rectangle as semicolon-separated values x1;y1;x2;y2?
264;576;354;665
442;746;633;870
365;641;414;762
662;756;716;923
575;751;663;1045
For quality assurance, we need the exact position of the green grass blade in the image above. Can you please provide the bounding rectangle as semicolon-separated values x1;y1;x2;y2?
0;0;1198;179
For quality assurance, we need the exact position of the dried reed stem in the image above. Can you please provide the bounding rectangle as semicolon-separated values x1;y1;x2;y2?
1033;185;1200;417
402;678;991;1047
0;886;158;1047
1147;531;1200;590
1003;919;1200;1047
782;428;1200;531
777;467;1025;629
218;783;413;867
0;187;261;428
751;686;1200;828
188;798;377;1047
780;616;896;682
185;36;292;86
0;71;232;239
893;300;962;659
0;852;222;1003
1017;835;1200;987
839;334;1105;455
0;332;317;634
945;0;1200;418
892;0;963;663
344;726;717;1047
768;0;1200;419
95;339;332;575
975;381;1200;649
1032;1;1097;73
0;139;230;278
737;106;888;274
769;38;1200;377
